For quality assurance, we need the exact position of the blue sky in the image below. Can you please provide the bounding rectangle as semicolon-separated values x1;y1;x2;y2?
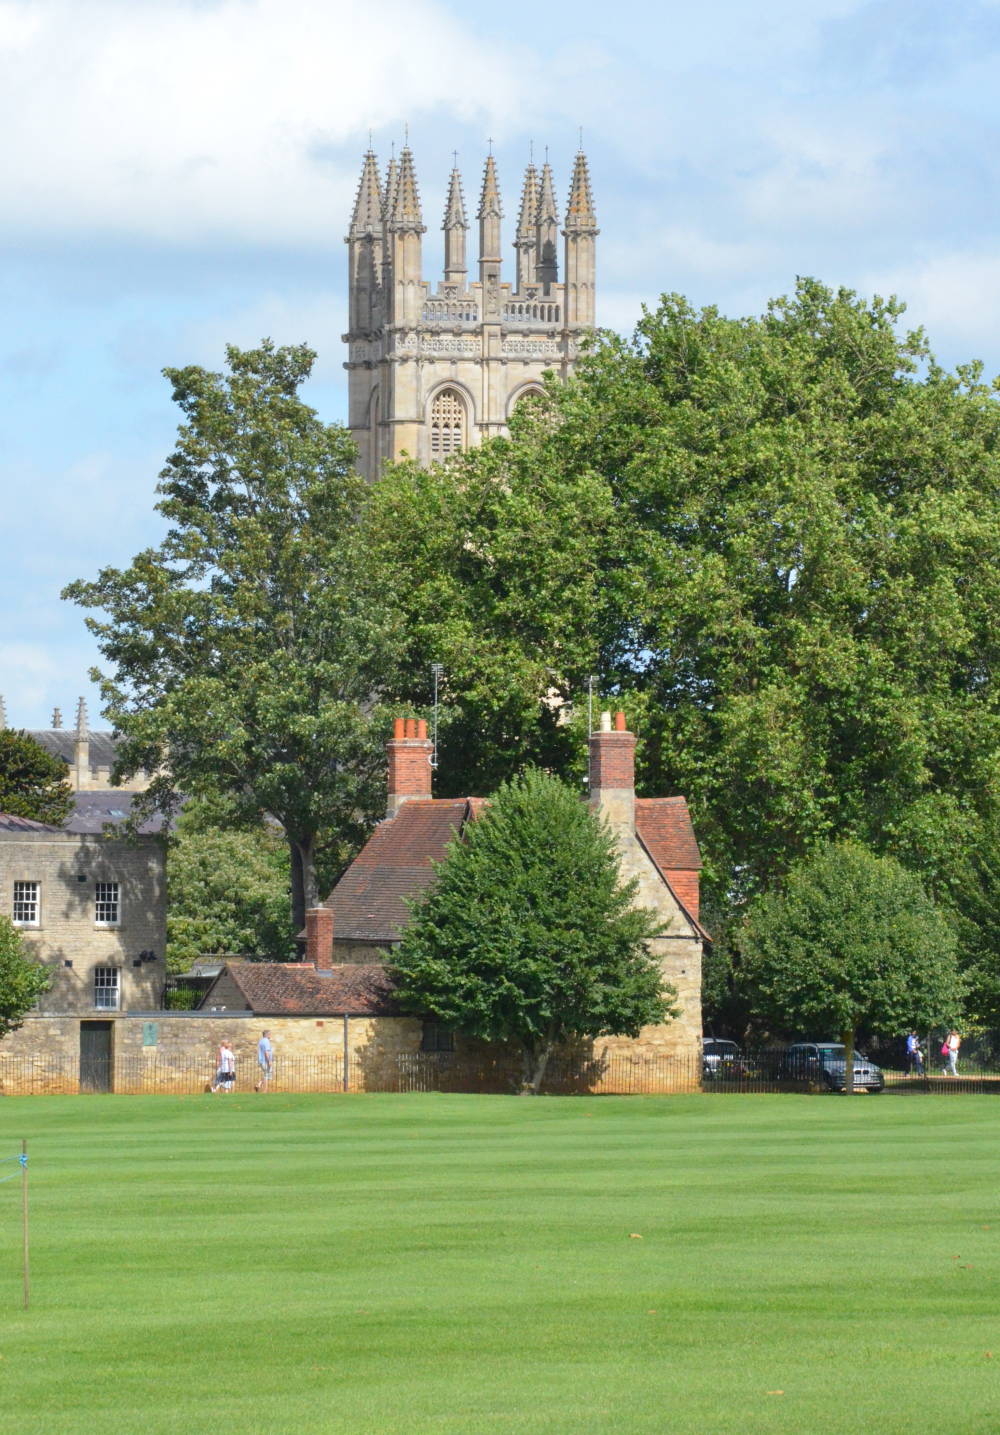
3;0;1000;727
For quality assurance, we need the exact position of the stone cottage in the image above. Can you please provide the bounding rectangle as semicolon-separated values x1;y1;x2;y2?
309;710;707;1066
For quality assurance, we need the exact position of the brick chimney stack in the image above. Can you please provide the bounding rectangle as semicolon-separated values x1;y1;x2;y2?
387;716;433;817
304;906;334;967
589;710;636;832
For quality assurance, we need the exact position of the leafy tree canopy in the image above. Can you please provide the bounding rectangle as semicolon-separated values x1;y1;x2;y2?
389;768;673;1092
0;915;50;1039
365;281;1000;924
64;342;403;935
740;840;960;1080
166;802;294;972
0;729;73;826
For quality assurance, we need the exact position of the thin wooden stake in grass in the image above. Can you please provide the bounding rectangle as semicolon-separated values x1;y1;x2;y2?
21;1139;29;1311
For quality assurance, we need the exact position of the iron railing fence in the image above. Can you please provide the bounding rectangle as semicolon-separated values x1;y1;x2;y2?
2;1046;1000;1096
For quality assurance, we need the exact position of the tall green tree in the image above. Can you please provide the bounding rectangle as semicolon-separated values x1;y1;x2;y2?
366;281;1000;956
389;768;672;1093
0;916;49;1039
64;342;401;935
740;841;960;1085
0;730;73;826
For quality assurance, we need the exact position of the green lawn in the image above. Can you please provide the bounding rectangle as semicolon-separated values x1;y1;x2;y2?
0;1093;998;1434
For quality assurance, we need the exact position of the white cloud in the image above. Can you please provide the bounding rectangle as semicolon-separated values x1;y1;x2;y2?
0;0;543;246
0;641;63;718
863;250;1000;366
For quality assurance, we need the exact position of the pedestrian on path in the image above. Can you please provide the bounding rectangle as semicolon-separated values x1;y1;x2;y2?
256;1030;274;1091
943;1030;961;1076
211;1040;236;1092
906;1032;924;1076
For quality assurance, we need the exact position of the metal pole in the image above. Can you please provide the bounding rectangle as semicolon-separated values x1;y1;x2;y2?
21;1139;29;1311
431;664;444;769
343;1014;350;1093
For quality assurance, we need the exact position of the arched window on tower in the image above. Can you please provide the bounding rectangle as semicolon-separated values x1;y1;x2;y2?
429;388;467;458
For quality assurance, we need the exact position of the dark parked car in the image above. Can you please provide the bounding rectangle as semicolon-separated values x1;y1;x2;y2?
780;1042;884;1092
702;1038;746;1079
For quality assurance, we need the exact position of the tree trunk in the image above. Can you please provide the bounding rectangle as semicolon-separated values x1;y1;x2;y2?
841;1026;856;1095
289;834;319;948
520;1040;554;1095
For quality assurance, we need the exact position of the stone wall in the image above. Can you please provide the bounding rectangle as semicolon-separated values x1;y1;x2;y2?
0;1011;701;1095
0;828;166;1015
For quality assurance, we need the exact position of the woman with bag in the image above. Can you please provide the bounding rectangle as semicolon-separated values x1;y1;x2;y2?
942;1030;961;1076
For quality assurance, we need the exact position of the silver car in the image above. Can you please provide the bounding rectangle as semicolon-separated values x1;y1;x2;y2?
781;1042;884;1091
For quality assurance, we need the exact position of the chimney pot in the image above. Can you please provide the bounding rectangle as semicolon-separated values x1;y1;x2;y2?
600;710;612;733
614;710;627;732
386;715;434;815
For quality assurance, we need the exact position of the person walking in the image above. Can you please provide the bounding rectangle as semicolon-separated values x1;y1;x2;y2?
256;1030;274;1091
906;1031;924;1076
943;1030;961;1076
211;1040;236;1093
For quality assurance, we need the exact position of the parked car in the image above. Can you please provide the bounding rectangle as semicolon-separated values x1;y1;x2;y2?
702;1038;745;1079
780;1042;884;1092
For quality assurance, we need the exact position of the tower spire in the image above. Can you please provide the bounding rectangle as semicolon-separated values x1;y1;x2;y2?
349;149;383;237
514;161;539;292
564;149;598;232
442;163;468;289
477;153;503;312
346;149;386;338
391;145;424;230
535;160;559;293
562;148;599;327
382;150;399;225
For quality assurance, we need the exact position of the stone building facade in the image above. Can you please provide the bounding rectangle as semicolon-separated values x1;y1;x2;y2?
1;694;150;793
344;144;597;478
0;813;166;1082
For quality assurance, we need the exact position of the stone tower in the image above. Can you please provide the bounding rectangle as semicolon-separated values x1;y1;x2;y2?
343;145;598;479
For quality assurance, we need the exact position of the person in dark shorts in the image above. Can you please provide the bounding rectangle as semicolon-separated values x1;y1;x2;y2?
211;1040;236;1092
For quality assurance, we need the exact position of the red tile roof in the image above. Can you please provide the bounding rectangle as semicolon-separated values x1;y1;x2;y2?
328;800;473;943
325;794;701;946
635;798;702;872
211;961;400;1016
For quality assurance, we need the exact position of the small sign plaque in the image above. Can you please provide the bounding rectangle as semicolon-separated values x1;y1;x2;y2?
142;1021;158;1048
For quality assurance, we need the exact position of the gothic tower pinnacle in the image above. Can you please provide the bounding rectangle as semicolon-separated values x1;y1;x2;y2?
347;149;383;334
563;150;599;326
514;162;539;292
477;153;503;311
442;162;468;289
535;159;559;294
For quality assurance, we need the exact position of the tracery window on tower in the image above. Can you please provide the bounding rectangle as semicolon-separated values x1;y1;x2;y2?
429;388;467;458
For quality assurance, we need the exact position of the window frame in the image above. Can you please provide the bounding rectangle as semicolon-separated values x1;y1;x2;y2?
93;966;121;1011
94;880;121;929
12;879;40;928
421;1021;455;1053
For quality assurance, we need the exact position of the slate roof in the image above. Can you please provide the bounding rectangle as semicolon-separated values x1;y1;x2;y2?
325;794;702;946
65;791;169;836
27;730;120;771
0;812;63;832
207;961;400;1016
